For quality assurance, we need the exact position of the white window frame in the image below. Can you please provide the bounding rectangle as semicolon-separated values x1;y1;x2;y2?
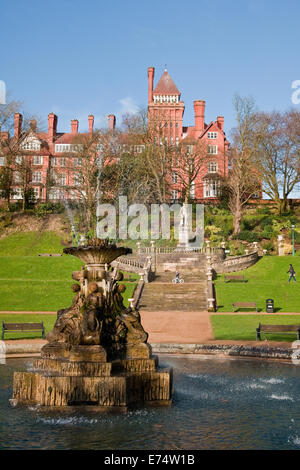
171;189;178;201
172;172;178;184
32;171;42;183
208;161;218;173
207;132;218;139
204;179;220;198
208;145;218;155
13;188;23;200
33;155;43;165
33;187;40;199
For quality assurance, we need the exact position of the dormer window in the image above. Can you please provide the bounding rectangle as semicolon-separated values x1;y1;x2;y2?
21;140;41;150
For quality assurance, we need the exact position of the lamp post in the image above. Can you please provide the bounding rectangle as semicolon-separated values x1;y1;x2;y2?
292;224;295;257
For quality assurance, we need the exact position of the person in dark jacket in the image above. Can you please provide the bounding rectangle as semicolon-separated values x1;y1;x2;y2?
288;264;296;282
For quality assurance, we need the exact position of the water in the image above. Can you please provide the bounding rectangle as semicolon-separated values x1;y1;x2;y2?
1;355;300;449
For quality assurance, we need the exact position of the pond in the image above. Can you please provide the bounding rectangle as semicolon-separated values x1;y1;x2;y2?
1;355;300;450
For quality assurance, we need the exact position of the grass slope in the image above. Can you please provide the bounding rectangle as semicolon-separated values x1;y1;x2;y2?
215;256;300;312
0;231;137;312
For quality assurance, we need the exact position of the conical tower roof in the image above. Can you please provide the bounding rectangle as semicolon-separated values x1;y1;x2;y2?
153;69;180;95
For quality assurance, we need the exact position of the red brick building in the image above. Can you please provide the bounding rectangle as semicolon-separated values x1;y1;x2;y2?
0;67;229;203
147;66;230;201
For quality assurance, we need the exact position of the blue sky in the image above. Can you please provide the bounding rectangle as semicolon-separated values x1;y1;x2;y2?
1;0;300;138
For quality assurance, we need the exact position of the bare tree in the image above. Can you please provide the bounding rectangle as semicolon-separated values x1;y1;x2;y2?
225;95;261;236
255;110;300;214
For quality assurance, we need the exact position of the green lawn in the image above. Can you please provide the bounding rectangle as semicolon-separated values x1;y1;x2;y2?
0;231;137;312
211;314;300;342
0;231;65;256
215;256;300;312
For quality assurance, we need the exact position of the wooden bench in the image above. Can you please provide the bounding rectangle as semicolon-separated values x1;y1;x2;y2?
1;322;46;340
225;275;246;283
38;253;62;257
256;323;300;341
232;302;257;312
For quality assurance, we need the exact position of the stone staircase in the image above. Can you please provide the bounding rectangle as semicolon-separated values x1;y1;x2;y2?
139;269;208;312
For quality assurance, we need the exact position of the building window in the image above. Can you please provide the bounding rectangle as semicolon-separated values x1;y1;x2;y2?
207;132;218;139
32;171;42;183
74;157;82;167
73;173;81;187
33;187;40;199
170;122;173;128
175;122;179;128
13;188;23;200
208;161;218;173
171;189;178;201
49;188;60;200
175;137;179;147
187;145;194;155
14;171;22;183
204;179;220;198
52;157;58;166
190;181;195;199
21;141;41;151
59;174;66;186
15;156;23;164
134;145;145;153
208;145;218;155
60;157;66;167
33;155;43;165
0;157;6;166
172;172;178;184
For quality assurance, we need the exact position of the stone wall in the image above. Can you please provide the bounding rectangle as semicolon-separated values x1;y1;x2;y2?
212;251;259;274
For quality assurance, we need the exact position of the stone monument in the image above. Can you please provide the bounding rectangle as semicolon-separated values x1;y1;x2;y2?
10;238;172;409
176;204;194;251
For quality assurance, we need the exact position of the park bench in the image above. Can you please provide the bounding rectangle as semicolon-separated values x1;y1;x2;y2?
256;323;300;341
1;322;46;340
232;301;257;312
38;253;62;257
225;275;246;283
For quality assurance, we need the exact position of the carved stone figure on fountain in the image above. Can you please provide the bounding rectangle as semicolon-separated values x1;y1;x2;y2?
11;238;172;408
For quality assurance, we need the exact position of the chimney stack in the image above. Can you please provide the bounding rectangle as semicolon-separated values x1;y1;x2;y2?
88;115;94;134
148;67;155;104
48;113;57;142
108;114;116;131
217;116;224;131
30;119;37;132
14;113;23;139
71;119;79;134
193;100;205;132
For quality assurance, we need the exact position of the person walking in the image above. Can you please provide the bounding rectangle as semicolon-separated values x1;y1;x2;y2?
287;264;296;282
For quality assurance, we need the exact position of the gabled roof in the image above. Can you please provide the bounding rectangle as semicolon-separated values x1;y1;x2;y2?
153;69;180;95
54;133;89;144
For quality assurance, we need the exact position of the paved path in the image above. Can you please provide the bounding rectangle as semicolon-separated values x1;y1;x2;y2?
140;310;213;343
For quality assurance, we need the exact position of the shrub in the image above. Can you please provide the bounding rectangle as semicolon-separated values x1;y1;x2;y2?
35;202;65;217
235;231;261;242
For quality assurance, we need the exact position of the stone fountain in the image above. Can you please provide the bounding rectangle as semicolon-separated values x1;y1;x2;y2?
10;238;172;409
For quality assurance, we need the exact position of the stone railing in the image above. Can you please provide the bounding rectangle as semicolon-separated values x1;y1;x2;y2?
112;255;154;283
212;251;259;274
206;254;216;312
